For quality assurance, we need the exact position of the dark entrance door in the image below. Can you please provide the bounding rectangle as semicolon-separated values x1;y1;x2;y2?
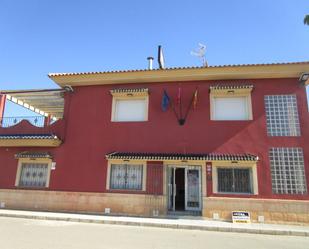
175;168;185;211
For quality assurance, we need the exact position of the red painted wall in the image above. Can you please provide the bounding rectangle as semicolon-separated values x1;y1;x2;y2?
147;162;163;195
0;78;308;200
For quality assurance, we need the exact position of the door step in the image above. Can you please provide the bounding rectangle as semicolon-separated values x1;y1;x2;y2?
167;211;202;217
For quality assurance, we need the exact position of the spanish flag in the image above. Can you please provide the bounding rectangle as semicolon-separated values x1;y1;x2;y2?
193;89;198;110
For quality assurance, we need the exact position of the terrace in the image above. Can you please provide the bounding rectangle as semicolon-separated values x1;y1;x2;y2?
0;88;70;147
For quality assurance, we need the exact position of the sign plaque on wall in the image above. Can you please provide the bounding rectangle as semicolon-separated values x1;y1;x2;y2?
51;162;56;170
206;162;212;181
232;211;251;223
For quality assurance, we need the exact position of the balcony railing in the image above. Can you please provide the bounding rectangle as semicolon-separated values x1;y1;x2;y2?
0;115;63;140
0;116;46;128
0;116;64;147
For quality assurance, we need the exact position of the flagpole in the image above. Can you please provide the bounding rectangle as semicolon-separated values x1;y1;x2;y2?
163;88;180;121
178;87;182;123
171;98;180;121
182;88;198;125
179;93;182;119
183;92;195;122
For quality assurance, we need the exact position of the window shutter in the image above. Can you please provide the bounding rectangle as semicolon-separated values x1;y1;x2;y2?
213;97;248;120
115;99;146;121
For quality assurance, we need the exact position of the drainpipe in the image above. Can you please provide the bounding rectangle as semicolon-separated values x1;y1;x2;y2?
0;94;6;127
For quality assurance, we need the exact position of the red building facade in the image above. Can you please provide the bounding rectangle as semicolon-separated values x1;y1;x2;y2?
0;62;309;223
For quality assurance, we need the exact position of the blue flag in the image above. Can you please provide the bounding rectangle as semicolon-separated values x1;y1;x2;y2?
161;90;170;112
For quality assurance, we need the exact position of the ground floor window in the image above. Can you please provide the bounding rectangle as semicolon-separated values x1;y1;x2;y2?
110;164;143;190
269;147;307;194
18;163;49;188
217;168;252;194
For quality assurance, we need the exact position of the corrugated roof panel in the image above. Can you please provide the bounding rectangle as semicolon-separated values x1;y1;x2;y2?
106;152;259;161
1;89;65;119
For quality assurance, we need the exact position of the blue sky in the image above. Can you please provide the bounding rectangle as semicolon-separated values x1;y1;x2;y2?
0;0;308;116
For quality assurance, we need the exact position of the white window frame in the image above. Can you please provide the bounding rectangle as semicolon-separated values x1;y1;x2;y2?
15;158;52;188
111;95;149;122
210;89;253;121
212;161;258;195
106;160;147;191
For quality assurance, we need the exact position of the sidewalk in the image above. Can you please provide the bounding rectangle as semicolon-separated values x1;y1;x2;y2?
0;209;309;237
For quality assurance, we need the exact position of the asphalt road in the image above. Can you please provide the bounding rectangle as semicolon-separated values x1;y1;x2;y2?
0;217;309;249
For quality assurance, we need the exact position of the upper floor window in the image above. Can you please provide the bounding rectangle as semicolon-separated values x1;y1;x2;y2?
264;95;300;136
210;85;253;121
110;88;149;122
269;147;307;195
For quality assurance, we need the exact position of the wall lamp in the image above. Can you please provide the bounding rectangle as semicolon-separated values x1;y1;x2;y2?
299;73;309;85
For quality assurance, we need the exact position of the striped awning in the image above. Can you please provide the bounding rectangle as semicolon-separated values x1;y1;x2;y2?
15;151;52;159
0;134;59;140
110;88;149;97
210;85;254;90
210;85;254;94
106;152;259;162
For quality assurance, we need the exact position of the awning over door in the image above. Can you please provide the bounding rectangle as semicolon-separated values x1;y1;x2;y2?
15;151;52;159
106;152;259;162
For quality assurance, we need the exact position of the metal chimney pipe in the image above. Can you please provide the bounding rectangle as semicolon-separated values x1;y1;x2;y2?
147;57;154;70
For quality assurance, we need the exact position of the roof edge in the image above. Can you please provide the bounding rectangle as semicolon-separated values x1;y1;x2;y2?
48;61;309;78
48;61;309;87
105;152;259;162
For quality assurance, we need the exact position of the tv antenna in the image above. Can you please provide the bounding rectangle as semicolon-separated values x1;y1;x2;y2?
191;43;208;67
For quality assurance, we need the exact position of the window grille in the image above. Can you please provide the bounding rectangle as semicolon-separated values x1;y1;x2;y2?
264;95;300;136
19;163;49;187
110;164;143;190
269;147;307;194
217;168;252;193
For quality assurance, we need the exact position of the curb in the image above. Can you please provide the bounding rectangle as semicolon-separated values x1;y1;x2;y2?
0;212;308;237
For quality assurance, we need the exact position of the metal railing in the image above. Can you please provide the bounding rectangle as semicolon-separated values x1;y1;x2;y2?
0;116;45;128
